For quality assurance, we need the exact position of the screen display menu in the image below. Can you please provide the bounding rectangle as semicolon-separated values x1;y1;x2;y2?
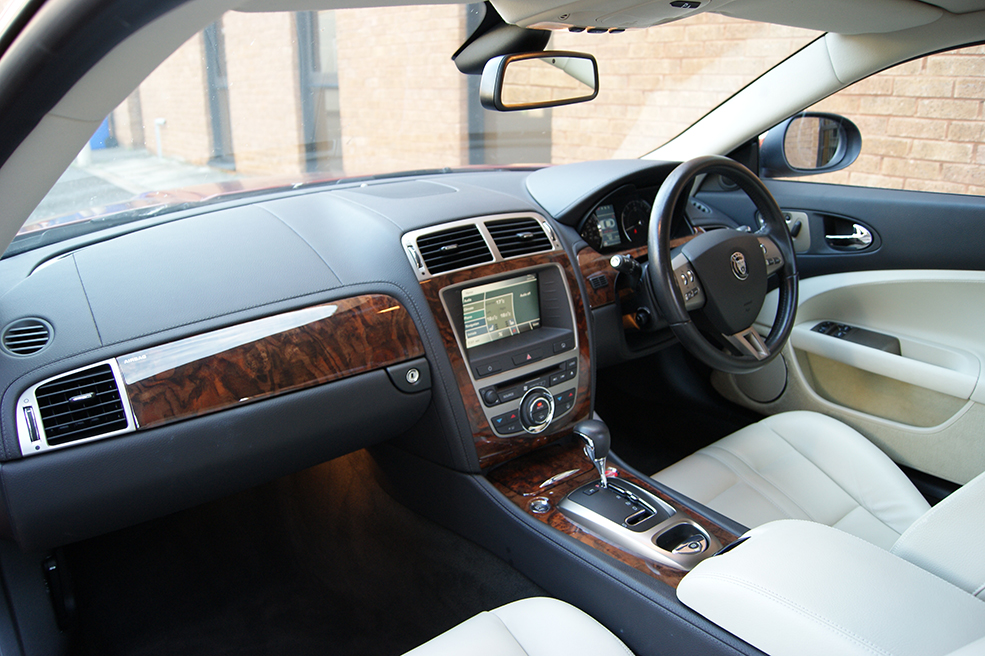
595;205;622;248
462;274;541;349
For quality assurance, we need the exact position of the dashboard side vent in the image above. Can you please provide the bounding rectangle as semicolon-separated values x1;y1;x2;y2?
486;217;552;258
35;364;128;446
2;318;52;356
417;224;493;274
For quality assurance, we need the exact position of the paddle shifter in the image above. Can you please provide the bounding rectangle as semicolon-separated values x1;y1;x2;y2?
573;419;611;488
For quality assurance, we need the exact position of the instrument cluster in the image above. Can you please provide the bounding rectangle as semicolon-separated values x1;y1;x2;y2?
578;184;693;254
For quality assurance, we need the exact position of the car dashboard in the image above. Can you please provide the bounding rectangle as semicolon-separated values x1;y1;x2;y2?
0;159;715;552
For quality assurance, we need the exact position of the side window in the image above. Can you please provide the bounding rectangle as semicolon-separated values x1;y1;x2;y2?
794;44;985;195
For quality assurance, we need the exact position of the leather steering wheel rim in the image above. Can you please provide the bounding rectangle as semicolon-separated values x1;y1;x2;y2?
647;155;798;374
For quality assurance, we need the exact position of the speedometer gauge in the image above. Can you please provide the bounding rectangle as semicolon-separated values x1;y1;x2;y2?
621;199;652;242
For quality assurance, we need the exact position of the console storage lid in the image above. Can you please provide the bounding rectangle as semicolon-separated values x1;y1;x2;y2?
677;520;985;656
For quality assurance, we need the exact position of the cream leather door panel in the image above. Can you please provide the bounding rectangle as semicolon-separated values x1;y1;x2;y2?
714;270;985;485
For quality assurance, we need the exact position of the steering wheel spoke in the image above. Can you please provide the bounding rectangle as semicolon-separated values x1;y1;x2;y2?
725;327;771;361
671;252;705;311
757;235;785;276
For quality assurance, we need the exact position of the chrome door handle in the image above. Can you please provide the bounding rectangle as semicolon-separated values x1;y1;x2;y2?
826;223;872;249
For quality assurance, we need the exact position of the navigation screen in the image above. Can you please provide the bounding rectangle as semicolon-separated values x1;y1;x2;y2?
462;274;541;349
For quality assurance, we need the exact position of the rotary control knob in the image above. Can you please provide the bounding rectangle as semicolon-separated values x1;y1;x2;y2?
519;387;555;434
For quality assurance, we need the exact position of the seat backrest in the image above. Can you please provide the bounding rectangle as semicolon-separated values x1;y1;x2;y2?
892;470;985;600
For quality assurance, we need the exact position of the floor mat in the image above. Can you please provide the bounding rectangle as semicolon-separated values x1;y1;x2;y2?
64;450;544;656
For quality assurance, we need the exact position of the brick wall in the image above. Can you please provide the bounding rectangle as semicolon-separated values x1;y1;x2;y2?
129;32;212;165
223;12;306;176
112;90;146;149
548;14;819;162
100;8;985;198
798;44;985;194
334;5;469;176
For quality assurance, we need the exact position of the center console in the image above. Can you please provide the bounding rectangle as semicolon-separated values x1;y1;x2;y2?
439;266;580;437
408;213;592;468
407;213;736;584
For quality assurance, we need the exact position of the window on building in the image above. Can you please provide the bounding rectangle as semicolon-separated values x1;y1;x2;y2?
297;11;343;174
204;21;235;170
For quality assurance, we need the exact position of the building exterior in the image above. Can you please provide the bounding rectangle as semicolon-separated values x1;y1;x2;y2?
105;6;985;195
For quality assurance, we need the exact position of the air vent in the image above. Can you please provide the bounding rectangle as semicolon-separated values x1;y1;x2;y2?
2;318;52;356
417;224;493;274
35;364;128;446
486;217;552;258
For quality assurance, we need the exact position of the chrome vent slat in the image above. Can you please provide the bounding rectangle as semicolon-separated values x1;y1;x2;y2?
417;224;493;274
36;370;117;398
35;364;128;446
486;217;552;258
2;318;51;356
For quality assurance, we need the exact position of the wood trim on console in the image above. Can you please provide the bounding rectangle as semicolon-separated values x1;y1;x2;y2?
419;251;591;469
120;295;424;430
577;246;646;309
489;441;739;588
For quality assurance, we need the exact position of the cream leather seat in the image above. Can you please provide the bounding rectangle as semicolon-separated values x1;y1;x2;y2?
403;597;634;656
653;411;932;549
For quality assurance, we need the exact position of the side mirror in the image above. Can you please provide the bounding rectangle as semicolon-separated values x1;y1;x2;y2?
479;51;599;112
760;112;862;178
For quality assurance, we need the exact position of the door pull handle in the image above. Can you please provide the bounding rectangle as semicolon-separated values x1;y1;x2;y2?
825;223;872;250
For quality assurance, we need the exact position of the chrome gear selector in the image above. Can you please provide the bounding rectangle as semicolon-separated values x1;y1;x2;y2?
573;419;611;488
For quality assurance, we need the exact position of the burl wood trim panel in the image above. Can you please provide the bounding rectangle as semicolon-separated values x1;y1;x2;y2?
489;441;739;588
419;251;591;468
120;295;424;430
577;246;646;309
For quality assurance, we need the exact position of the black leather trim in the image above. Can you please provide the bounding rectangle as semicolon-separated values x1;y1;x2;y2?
0;369;430;551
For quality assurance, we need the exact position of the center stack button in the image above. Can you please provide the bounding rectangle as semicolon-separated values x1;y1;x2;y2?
519;387;555;434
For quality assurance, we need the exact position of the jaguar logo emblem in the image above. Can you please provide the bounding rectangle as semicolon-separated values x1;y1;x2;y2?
730;252;748;280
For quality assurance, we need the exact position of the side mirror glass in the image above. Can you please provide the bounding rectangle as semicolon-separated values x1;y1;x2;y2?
480;51;599;112
784;116;846;169
760;112;862;178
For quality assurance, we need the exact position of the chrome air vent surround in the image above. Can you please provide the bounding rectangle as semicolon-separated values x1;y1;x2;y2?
2;318;52;356
416;224;493;275
486;216;553;258
17;360;136;456
402;213;561;281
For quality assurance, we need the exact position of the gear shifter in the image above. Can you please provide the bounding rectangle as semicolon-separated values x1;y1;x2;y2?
573;419;611;488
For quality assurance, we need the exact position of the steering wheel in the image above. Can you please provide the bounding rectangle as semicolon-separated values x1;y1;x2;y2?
647;156;798;374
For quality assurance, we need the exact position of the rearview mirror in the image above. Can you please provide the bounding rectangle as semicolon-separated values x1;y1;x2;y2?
760;112;862;178
479;51;599;112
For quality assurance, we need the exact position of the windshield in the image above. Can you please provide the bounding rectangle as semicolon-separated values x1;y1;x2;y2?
18;6;818;247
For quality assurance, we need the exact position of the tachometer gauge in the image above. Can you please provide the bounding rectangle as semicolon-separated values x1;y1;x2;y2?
621;199;652;242
580;214;603;251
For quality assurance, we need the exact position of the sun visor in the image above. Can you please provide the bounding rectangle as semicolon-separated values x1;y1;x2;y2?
716;0;943;34
492;0;943;34
491;0;711;31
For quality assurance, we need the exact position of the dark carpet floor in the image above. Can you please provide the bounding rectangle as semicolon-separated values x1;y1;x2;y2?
63;450;544;656
595;346;760;475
